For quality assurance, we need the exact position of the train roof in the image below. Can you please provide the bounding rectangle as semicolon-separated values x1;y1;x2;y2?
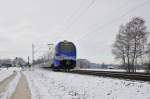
58;40;74;45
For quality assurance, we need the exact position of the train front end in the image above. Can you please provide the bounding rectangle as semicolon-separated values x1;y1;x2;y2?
52;40;76;70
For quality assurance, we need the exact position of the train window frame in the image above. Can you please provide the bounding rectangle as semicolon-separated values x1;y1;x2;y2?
59;43;75;53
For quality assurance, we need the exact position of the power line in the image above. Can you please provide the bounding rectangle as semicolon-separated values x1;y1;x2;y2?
31;43;50;61
32;44;34;64
76;0;150;42
92;0;135;26
73;0;133;41
65;0;87;25
62;0;96;35
67;0;131;35
59;0;87;39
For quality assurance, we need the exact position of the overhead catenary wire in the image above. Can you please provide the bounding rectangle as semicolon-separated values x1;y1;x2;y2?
72;0;134;41
32;43;52;60
61;0;97;38
89;0;135;27
64;0;87;26
75;0;150;42
61;0;133;40
58;0;87;39
60;0;130;40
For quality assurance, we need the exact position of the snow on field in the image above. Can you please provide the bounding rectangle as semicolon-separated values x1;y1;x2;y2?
0;67;21;82
24;68;150;99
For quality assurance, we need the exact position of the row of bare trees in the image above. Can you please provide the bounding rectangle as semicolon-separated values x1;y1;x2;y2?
145;43;150;73
112;17;150;73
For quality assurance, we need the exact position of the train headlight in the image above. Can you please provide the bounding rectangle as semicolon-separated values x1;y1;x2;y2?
66;60;70;65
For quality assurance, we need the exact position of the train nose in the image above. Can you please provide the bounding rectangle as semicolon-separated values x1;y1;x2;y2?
66;60;71;65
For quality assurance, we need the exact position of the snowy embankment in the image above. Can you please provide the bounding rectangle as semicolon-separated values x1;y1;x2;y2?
0;67;21;99
0;67;21;82
1;71;21;99
24;68;150;99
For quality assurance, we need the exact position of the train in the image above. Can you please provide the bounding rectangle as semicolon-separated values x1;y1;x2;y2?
51;40;77;71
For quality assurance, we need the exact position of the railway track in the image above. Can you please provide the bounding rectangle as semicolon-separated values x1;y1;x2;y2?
68;70;150;81
41;67;150;81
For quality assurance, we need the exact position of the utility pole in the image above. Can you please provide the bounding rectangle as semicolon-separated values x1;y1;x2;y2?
47;43;54;60
32;44;34;65
28;56;30;65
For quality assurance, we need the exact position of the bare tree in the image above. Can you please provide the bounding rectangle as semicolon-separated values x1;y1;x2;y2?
112;17;149;72
112;25;127;70
127;17;148;72
145;43;150;73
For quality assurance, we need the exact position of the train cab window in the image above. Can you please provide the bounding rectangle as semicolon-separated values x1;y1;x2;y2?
60;43;75;52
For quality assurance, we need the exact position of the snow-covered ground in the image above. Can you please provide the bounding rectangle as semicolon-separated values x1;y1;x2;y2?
1;71;21;99
24;68;150;99
0;67;21;99
0;67;21;82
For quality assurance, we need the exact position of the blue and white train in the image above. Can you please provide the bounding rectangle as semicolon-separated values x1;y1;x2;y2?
51;40;76;70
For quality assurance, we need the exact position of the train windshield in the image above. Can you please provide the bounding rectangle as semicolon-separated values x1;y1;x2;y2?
60;43;75;53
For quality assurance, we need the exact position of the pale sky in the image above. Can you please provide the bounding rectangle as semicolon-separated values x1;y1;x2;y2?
0;0;150;63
